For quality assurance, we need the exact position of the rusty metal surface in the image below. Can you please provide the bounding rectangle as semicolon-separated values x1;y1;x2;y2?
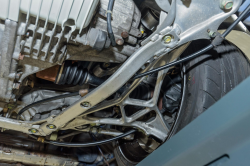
36;65;60;82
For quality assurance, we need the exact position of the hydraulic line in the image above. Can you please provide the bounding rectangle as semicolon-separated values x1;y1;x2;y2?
107;0;116;46
31;129;137;147
133;4;250;80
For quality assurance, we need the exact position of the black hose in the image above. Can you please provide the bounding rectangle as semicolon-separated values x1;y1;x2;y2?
107;0;116;46
133;44;214;79
133;3;250;80
17;92;80;118
43;129;137;147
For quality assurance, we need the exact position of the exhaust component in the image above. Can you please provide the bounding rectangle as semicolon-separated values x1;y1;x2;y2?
0;144;79;166
0;133;44;151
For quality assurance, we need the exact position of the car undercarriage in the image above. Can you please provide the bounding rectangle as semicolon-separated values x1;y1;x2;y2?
0;0;250;165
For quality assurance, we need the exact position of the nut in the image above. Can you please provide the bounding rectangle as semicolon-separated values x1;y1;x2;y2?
29;128;38;134
81;101;91;108
220;0;234;10
208;30;216;38
163;35;172;44
47;124;56;129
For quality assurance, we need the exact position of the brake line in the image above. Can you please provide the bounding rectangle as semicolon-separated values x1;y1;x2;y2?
133;4;250;80
30;129;137;147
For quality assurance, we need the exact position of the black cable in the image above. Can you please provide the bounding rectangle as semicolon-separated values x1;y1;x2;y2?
222;4;250;38
43;129;137;147
17;92;79;118
133;44;214;79
107;0;116;46
133;3;250;80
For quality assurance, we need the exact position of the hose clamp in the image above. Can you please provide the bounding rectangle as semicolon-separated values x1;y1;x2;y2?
106;10;113;16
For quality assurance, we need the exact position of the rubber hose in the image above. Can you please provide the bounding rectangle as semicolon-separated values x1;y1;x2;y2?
44;129;137;147
107;0;116;46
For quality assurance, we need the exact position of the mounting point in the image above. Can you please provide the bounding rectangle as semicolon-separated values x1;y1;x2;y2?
81;101;91;108
47;124;57;129
29;128;38;134
163;35;172;44
220;0;234;10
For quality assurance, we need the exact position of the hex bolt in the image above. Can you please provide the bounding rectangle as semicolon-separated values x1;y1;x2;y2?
163;35;172;44
116;39;124;45
81;101;91;108
29;128;38;134
47;124;56;129
208;30;217;38
220;0;234;10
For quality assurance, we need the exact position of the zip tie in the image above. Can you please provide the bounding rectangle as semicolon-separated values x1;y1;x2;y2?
106;10;113;16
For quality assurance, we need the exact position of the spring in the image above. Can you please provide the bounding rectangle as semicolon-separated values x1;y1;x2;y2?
55;61;104;86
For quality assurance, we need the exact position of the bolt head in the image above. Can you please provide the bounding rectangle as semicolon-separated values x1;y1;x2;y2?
208;31;216;38
220;0;234;10
225;1;233;9
47;124;56;129
103;63;110;68
163;35;172;44
153;55;159;59
121;32;129;38
116;39;124;45
81;101;91;108
29;128;38;134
